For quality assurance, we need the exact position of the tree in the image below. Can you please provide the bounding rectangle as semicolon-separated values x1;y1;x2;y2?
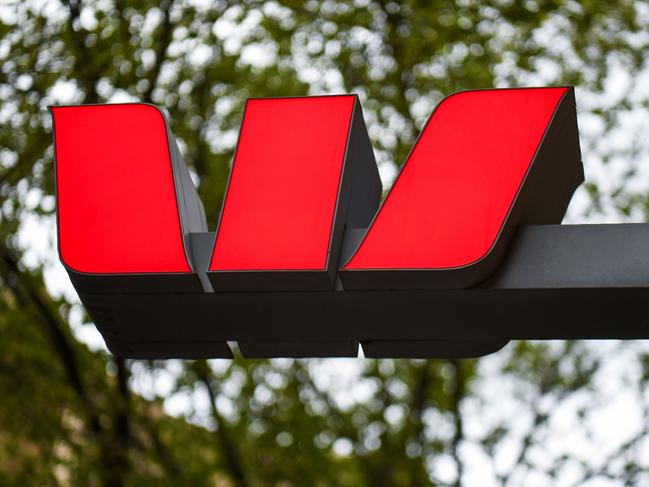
1;0;649;485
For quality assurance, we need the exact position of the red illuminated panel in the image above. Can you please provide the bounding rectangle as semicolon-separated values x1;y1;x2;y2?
344;87;568;272
52;104;191;274
210;96;355;272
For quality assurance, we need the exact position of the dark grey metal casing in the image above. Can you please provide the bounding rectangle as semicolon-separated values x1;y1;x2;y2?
77;224;649;358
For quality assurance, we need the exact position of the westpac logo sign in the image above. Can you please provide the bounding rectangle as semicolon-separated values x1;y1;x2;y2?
50;87;584;359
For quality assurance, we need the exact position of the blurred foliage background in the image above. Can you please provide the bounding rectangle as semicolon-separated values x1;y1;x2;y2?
2;0;649;485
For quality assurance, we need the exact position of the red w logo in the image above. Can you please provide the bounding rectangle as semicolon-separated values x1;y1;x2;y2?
50;87;582;358
52;87;581;290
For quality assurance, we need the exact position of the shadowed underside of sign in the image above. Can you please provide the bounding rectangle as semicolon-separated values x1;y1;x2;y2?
47;87;626;360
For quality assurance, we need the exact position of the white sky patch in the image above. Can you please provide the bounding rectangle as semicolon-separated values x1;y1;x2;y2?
307;358;368;411
213;17;238;41
141;7;164;37
378;160;397;188
130;359;185;401
15;74;33;91
214;7;263;57
139;49;156;71
239;42;278;69
48;79;82;105
109;89;139;103
332;437;354;456
79;5;98;31
188;43;213;67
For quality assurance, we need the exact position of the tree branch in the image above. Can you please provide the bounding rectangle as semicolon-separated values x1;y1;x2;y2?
0;242;127;486
61;0;100;103
405;361;435;487
195;361;250;487
143;0;176;103
449;359;466;487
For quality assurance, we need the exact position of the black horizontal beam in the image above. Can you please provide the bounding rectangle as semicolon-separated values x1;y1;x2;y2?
76;223;649;359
